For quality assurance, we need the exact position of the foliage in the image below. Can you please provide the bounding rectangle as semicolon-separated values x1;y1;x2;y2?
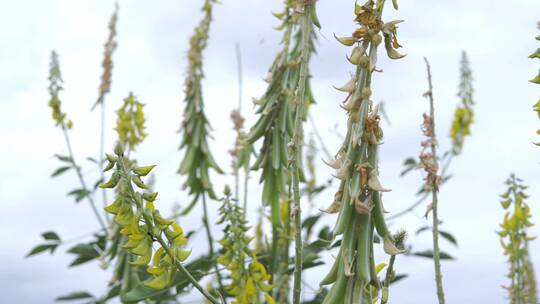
178;0;223;214
498;175;538;304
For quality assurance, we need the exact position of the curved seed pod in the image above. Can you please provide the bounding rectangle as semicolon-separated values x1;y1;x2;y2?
334;34;357;46
320;247;342;286
372;191;390;238
356;214;371;282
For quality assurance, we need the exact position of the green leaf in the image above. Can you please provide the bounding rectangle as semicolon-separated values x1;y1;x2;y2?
67;189;90;203
26;244;58;257
42;231;61;241
413;250;454;260
68;243;99;256
54;154;73;163
415;226;430;235
439;230;458;247
51;166;72;177
390;273;408;284
55;291;94;301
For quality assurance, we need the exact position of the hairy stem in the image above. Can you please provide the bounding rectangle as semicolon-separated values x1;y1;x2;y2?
424;57;445;304
202;192;226;301
99;101;110;224
61;124;106;230
291;3;313;303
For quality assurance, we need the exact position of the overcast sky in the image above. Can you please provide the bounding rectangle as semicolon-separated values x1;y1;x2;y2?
1;0;539;303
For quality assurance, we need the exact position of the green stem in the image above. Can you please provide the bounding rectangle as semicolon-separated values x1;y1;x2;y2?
98;100;111;224
424;57;445;304
291;4;313;304
61;124;106;230
202;192;226;302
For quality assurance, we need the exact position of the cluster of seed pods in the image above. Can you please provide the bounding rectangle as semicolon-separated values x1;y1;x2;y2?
320;1;405;302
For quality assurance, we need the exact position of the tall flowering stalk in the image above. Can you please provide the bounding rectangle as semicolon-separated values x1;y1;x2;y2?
93;4;119;222
498;174;538;304
319;1;405;302
101;143;220;304
47;51;106;230
177;0;225;295
389;51;475;221
217;187;275;304
289;1;319;302
420;58;445;304
450;51;474;155
178;0;222;211
115;93;147;152
242;0;319;293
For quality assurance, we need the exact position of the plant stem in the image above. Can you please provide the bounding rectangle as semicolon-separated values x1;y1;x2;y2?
99;101;110;224
424;57;445;304
308;113;332;160
61;124;106;230
291;3;313;304
201;192;226;302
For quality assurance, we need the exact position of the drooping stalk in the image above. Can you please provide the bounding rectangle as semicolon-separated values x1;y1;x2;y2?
93;4;119;222
177;0;225;295
101;144;220;304
319;1;405;303
47;51;107;231
422;58;445;304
